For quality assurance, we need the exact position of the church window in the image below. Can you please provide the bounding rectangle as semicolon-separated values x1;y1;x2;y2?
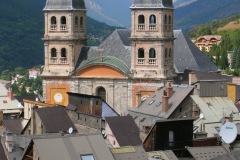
149;48;156;65
138;15;145;30
60;48;67;64
169;48;172;58
149;15;156;30
50;48;57;64
80;16;83;32
164;15;168;31
50;16;57;31
168;15;172;30
75;16;78;31
60;16;67;31
138;48;145;65
97;87;106;101
165;48;168;58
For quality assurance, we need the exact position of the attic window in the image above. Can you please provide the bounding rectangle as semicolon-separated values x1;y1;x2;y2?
80;154;95;160
149;100;155;105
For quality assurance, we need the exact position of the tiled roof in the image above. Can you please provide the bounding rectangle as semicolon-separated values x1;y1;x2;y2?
36;106;77;133
105;116;142;146
44;0;86;10
3;119;29;135
174;30;219;73
74;29;218;76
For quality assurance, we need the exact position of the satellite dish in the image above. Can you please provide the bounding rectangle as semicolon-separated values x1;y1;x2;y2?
199;113;204;119
219;122;238;144
68;127;73;134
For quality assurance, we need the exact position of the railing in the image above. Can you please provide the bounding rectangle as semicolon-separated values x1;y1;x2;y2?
60;25;67;31
50;25;57;31
149;24;156;31
75;25;79;31
50;57;57;64
137;58;145;65
138;24;145;30
148;59;156;65
60;57;67;64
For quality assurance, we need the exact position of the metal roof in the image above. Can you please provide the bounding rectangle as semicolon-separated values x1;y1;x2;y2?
33;134;115;160
147;150;178;160
105;116;142;146
131;0;174;9
129;85;194;118
211;149;240;160
111;146;148;160
44;0;86;10
3;119;29;135
36;106;77;133
187;146;229;160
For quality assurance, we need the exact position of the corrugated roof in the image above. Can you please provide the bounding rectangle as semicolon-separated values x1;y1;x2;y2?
44;0;86;10
112;145;148;160
36;106;77;133
105;116;142;146
187;146;228;160
34;134;115;160
3;119;29;135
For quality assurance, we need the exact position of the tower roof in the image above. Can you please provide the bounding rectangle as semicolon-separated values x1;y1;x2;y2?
131;0;174;9
44;0;86;11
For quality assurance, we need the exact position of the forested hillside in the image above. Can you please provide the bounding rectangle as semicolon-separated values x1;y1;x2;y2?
0;0;117;75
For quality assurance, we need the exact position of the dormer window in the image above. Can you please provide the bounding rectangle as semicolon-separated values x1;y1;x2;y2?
138;15;145;30
60;16;67;31
50;16;57;31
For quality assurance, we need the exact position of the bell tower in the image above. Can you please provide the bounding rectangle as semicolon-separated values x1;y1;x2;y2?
130;0;175;79
41;0;87;77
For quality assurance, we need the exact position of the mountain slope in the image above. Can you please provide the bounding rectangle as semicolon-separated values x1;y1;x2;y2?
174;0;240;30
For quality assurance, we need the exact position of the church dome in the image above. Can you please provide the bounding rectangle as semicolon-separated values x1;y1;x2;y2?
131;0;173;9
44;0;86;10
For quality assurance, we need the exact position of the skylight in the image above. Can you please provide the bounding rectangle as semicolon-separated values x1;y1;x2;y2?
80;154;95;160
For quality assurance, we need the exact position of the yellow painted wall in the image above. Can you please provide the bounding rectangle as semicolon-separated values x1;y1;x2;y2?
227;83;236;104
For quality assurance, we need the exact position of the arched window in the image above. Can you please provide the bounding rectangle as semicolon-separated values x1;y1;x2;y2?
149;48;156;58
80;16;83;26
75;16;78;25
138;15;145;24
51;48;57;57
61;48;66;57
138;48;144;58
61;16;66;24
165;48;168;58
51;16;56;25
168;15;172;25
169;48;172;58
164;15;168;31
149;15;156;24
97;87;106;101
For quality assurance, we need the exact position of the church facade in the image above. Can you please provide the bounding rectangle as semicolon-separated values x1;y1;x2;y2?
41;0;180;115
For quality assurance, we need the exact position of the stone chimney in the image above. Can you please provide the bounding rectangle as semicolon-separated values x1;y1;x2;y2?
189;72;197;85
30;106;38;135
162;90;169;112
7;89;13;101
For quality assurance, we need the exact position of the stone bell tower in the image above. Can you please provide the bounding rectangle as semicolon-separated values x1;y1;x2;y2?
41;0;87;77
130;0;175;79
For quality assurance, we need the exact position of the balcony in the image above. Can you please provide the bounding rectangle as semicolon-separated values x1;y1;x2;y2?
148;59;156;65
138;24;145;31
60;57;67;64
137;58;145;65
50;25;57;31
50;57;57;64
60;25;67;31
149;24;156;31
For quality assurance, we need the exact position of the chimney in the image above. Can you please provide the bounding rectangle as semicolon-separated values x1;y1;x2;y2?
162;90;169;112
5;132;14;153
136;91;141;107
189;72;197;85
30;106;38;135
166;80;173;97
7;89;13;101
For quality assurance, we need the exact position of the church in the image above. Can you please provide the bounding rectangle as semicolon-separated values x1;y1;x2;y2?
41;0;218;115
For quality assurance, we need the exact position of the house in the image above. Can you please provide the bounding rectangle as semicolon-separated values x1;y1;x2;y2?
105;116;142;148
32;106;77;134
143;118;194;152
28;68;40;79
128;81;194;134
191;80;240;137
0;84;23;119
195;35;222;52
22;134;116;160
66;92;119;130
111;146;148;160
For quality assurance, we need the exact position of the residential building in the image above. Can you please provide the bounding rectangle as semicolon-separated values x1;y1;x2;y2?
195;35;222;52
29;68;41;79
